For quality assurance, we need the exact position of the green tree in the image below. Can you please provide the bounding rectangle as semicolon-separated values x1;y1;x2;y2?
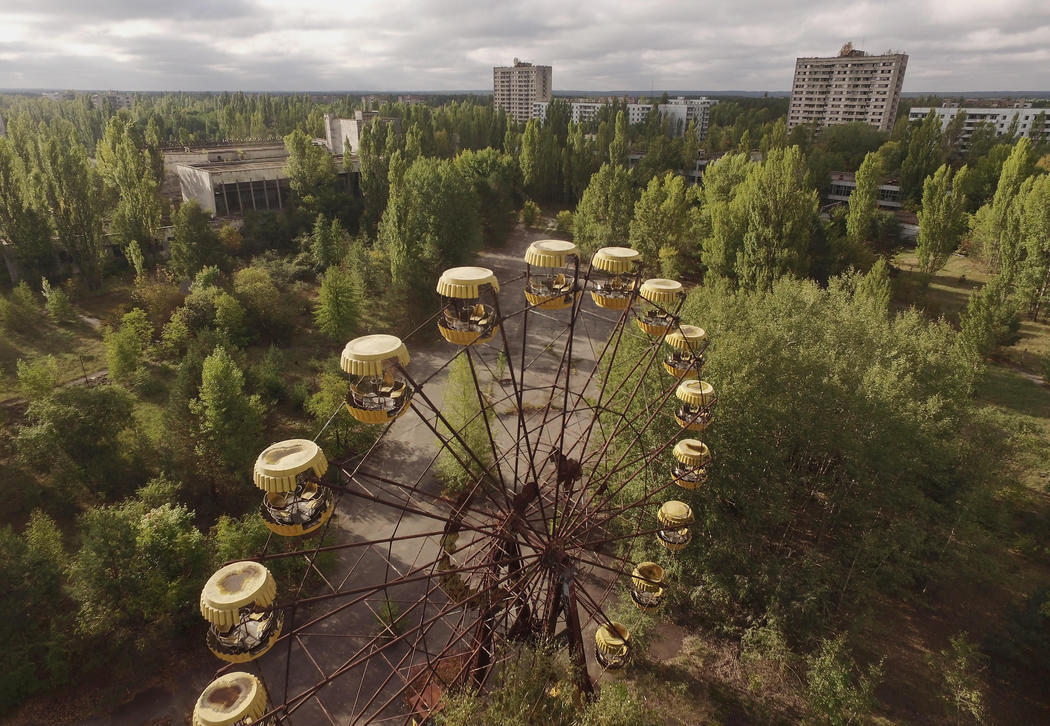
306;213;347;270
27;119;108;288
916;164;970;284
315;264;361;341
189;346;264;489
970;138;1036;277
456;147;519;244
900;110;946;204
378;154;481;303
68;495;208;648
304;371;380;458
845;152;883;246
733;146;819;290
95;117;164;255
698;152;752;278
628;171;698;272
436;355;493;496
169;200;222;280
0;511;72;713
103;307;153;386
609;110;629;166
16;354;60;400
806;636;883;726
283;127;336;200
0;136;53;281
572;163;634;257
1018;174;1050;319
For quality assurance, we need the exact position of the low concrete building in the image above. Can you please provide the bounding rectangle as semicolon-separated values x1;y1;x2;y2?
825;170;902;209
323;111;401;155
531;96;716;138
908;105;1049;151
175;153;359;217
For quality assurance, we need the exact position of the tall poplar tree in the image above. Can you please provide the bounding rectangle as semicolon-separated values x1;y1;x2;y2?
916;164;970;284
846;152;883;245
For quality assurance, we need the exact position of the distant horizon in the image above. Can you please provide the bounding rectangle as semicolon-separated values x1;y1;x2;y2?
3;88;1049;98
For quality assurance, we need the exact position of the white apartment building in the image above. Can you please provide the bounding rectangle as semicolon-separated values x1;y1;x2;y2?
493;59;552;123
531;96;717;139
908;105;1049;150
788;46;907;133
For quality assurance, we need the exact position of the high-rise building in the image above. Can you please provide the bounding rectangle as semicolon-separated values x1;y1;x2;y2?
788;44;907;133
493;59;552;123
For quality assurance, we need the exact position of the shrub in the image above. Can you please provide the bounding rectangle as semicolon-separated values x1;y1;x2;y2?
521;200;541;227
555;210;573;236
40;278;76;325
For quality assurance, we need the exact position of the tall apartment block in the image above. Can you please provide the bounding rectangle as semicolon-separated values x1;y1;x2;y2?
788;45;907;133
493;59;552;123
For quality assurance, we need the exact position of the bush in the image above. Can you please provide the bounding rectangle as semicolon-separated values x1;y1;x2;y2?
250;345;287;404
521;200;541;227
805;636;883;726
16;355;60;401
0;282;41;334
928;633;987;725
555;210;573;236
40;278;76;325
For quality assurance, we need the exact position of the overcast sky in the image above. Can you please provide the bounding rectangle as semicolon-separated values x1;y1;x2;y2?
0;0;1047;92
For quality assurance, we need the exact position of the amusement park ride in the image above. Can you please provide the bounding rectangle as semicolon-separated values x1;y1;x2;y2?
190;241;717;725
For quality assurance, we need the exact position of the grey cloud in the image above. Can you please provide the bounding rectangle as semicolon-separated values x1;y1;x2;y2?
1;0;1048;91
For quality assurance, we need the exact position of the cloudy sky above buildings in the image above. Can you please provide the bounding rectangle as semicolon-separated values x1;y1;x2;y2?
0;0;1047;92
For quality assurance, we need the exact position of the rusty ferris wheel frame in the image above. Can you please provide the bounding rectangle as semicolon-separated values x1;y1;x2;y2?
200;243;714;726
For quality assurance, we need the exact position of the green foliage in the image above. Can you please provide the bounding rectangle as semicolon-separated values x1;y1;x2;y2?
103;307;153;386
283;127;336;200
16;354;60;400
698;152;755;277
958;275;1021;360
853;257;892;313
15;384;137;499
455;147;519;244
520;119;561;201
189;346;265;481
249;345;287;405
378;154;481;309
900;110;946;204
628;171;698;273
917;164;970;284
95;117;163;253
40;277;76;325
314;264;361;341
435;354;493;496
169;200;223;280
68;494;208;647
845;152;882;246
605;275;990;642
213;292;250;347
305;370;379;458
0;511;72;713
555;210;573;236
0;135;54;280
609;110;629;165
702;146;818;289
928;633;986;724
233;266;290;337
521;200;541;227
572;163;634;257
0;281;42;334
305;213;348;270
805;636;883;726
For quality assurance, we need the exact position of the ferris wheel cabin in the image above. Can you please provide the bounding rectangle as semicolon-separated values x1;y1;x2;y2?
341;334;413;423
671;438;712;490
436;266;500;345
636;278;684;336
252;438;334;536
524;239;580;310
657;500;695;552
200;560;284;663
192;671;274;726
664;324;708;378
588;246;641;309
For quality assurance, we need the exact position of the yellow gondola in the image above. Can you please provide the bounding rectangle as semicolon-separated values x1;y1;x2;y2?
524;239;580;310
341;334;413;423
253;439;334;536
671;439;711;490
630;562;665;612
674;379;716;431
192;672;275;726
589;247;640;309
663;324;708;378
595;622;631;669
436;267;500;345
200;561;284;663
657;500;694;552
636;278;683;336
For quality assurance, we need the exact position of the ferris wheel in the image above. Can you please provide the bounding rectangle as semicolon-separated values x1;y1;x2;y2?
190;240;717;726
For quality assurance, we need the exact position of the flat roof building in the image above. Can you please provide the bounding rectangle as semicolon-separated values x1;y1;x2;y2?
494;59;552;123
531;96;717;139
908;105;1049;151
788;45;907;133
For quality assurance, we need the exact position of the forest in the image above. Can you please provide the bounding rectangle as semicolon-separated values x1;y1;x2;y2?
0;89;1049;725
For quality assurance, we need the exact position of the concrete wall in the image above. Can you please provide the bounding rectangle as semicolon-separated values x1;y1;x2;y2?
176;165;219;215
